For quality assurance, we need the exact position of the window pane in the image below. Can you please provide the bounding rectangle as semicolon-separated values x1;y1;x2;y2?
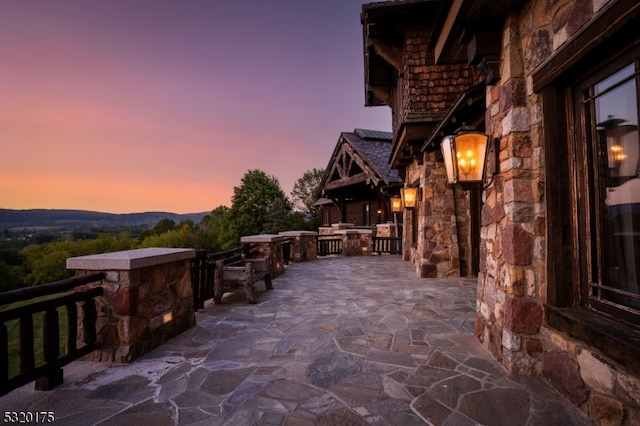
594;64;634;95
593;69;640;310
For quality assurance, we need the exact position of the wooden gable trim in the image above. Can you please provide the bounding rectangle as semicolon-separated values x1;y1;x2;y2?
324;139;383;190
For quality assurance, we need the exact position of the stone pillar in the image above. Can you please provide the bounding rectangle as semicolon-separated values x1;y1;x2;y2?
66;248;196;364
318;226;334;235
338;229;372;256
331;222;355;231
375;223;398;238
240;234;287;278
278;231;318;262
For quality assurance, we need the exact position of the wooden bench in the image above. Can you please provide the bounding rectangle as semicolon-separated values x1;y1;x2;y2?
213;255;273;304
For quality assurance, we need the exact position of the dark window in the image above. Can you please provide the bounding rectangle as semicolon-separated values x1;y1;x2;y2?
576;51;640;325
536;3;640;373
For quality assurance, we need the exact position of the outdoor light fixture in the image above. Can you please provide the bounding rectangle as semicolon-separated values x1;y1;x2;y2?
390;197;402;213
441;125;492;189
401;187;418;209
597;116;638;177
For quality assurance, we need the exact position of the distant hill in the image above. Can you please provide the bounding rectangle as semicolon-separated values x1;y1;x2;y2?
0;209;209;230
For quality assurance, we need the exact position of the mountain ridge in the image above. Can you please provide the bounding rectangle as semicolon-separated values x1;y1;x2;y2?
0;208;210;229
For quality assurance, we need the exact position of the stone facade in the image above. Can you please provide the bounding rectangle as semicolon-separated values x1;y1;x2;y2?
394;22;478;279
67;248;196;364
473;0;640;423
363;0;640;423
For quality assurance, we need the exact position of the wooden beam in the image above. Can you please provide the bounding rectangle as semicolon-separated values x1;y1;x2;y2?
369;38;403;71
324;173;368;191
368;86;392;106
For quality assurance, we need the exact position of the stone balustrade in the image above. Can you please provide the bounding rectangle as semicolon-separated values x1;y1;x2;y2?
240;234;287;278
278;231;318;262
66;248;196;364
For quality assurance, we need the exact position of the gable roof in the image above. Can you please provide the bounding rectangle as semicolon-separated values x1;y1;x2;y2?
320;128;401;196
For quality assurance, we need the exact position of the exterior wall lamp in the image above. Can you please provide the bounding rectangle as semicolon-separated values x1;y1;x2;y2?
440;125;496;190
400;187;418;209
390;197;402;213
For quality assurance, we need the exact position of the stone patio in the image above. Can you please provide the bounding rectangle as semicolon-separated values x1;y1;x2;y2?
0;256;592;425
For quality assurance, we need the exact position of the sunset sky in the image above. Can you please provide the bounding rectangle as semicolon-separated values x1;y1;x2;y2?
0;0;391;214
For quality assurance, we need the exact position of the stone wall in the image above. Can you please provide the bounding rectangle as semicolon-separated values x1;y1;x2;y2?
241;235;287;278
393;23;478;278
403;152;464;278
278;231;317;262
67;248;196;364
475;0;640;423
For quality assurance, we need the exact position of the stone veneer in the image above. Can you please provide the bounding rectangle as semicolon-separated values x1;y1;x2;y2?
240;234;287;278
392;21;478;279
66;248;196;364
278;231;318;262
473;0;640;423
404;152;467;278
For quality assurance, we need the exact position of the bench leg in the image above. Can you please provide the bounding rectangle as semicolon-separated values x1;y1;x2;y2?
264;275;273;290
244;279;256;304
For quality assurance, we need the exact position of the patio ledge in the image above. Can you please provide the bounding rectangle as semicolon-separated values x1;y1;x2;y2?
241;234;289;243
66;247;195;271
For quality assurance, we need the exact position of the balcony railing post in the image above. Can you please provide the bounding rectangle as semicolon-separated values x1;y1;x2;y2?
19;314;34;374
36;307;63;390
66;302;77;354
0;274;105;396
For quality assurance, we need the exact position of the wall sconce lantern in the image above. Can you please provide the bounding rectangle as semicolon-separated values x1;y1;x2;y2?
390;197;402;213
441;125;494;189
401;187;418;209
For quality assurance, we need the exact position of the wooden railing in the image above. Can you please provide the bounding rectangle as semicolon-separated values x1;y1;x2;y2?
0;273;105;396
372;236;402;255
190;247;242;311
317;235;342;256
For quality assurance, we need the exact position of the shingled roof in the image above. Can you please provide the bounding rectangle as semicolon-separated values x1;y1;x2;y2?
343;129;400;184
320;128;401;195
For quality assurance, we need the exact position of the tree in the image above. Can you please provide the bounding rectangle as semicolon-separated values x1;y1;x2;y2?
229;170;292;238
290;168;325;229
261;198;292;234
198;206;238;251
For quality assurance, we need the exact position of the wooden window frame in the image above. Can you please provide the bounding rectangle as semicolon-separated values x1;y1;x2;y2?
535;2;640;375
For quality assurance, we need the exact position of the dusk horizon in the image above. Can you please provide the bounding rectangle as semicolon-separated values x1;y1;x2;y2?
1;0;391;215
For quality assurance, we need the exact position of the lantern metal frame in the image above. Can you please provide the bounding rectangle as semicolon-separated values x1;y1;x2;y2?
400;187;418;209
440;125;496;190
390;196;403;213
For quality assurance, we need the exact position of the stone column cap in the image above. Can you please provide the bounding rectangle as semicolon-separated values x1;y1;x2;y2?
241;234;288;243
66;247;195;271
336;229;373;235
278;231;318;237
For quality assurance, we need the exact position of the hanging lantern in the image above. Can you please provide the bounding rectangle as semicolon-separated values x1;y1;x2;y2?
390;197;402;213
401;187;418;209
441;125;490;188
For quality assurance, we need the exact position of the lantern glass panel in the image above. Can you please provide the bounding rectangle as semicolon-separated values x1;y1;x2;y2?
401;187;417;208
441;136;457;184
390;197;402;212
454;133;488;183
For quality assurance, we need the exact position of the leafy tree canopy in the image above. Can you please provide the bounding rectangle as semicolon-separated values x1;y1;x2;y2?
198;206;238;251
290;168;324;213
290;168;325;229
230;169;292;238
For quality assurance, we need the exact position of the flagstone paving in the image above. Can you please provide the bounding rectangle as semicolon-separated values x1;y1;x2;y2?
1;256;593;425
